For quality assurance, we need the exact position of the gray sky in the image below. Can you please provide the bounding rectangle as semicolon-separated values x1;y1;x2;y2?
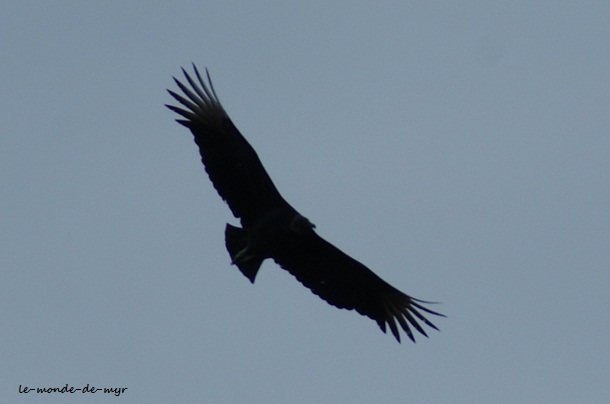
2;1;609;403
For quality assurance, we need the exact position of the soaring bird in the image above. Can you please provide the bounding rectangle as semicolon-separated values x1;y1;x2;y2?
166;65;444;343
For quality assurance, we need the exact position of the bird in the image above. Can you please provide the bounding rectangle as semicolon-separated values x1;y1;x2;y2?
166;64;444;343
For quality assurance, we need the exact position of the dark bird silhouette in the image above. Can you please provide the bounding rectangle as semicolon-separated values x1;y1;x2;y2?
166;65;444;343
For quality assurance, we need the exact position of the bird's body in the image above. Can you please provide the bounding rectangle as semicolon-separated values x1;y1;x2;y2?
166;65;444;343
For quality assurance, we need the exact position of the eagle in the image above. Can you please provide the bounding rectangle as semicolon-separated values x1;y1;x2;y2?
166;65;444;343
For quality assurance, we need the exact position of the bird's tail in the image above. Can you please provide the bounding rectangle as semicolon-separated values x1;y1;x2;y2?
225;224;263;283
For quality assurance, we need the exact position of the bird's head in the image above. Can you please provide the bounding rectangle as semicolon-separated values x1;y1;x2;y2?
290;214;316;234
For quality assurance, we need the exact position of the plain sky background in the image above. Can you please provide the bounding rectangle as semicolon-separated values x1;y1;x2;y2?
2;1;609;403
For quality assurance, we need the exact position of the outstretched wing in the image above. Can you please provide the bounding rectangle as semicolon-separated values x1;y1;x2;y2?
273;231;444;343
166;65;285;226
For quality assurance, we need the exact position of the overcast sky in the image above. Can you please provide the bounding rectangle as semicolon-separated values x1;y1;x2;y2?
2;2;609;403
